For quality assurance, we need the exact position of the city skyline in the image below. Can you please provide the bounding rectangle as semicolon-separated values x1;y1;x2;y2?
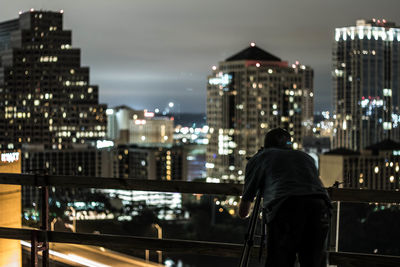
1;0;399;113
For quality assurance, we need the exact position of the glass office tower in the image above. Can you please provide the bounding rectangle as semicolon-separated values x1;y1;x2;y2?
333;19;400;150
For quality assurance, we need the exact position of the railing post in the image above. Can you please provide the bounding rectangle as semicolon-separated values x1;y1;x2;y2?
40;183;49;267
30;231;38;267
335;201;341;252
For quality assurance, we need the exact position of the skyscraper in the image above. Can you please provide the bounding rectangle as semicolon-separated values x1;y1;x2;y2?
332;19;400;150
0;10;107;150
206;44;313;182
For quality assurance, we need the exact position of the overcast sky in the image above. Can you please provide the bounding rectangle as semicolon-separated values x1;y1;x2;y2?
1;0;399;113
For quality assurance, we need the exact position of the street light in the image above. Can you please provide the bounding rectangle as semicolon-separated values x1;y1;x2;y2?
50;217;58;231
66;206;76;232
152;223;163;264
50;217;58;250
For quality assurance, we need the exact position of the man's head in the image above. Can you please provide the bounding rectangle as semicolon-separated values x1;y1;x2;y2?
264;128;292;149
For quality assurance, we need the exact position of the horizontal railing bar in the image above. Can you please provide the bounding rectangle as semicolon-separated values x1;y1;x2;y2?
0;173;243;196
329;251;400;266
1;173;400;203
0;227;244;258
1;227;400;266
326;187;400;203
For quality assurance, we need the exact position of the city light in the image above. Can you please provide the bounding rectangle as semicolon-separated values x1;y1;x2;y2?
1;152;19;163
96;140;114;149
1;9;400;267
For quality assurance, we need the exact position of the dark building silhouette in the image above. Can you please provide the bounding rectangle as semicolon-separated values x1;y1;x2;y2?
0;10;106;150
320;139;400;190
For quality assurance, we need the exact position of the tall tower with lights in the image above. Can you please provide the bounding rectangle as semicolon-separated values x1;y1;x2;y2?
0;10;107;150
332;19;400;150
206;43;313;182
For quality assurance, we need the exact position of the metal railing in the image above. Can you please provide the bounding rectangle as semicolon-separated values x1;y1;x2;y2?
1;173;400;266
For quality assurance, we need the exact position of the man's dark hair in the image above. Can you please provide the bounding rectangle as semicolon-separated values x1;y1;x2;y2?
264;128;292;149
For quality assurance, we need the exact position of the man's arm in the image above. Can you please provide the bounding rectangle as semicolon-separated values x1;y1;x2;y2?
238;199;252;219
238;152;262;219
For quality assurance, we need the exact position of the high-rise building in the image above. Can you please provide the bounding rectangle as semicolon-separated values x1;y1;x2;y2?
332;19;400;150
115;144;187;181
107;105;138;144
107;106;174;146
130;117;173;145
21;144;114;178
0;10;107;150
206;44;313;182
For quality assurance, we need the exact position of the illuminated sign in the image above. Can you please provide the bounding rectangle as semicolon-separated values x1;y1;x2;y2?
135;120;146;125
1;152;20;163
0;150;22;266
360;97;384;108
96;140;114;149
383;122;392;130
383;88;392;97
144;110;155;118
208;73;232;86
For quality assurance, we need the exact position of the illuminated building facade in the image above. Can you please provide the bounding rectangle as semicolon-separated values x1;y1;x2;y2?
100;145;187;220
107;106;173;146
320;139;400;190
21;145;115;212
115;145;187;181
130;117;173;145
21;144;187;221
206;44;313;182
0;10;106;150
0;150;22;266
21;145;114;177
107;105;139;144
333;19;400;150
101;189;182;220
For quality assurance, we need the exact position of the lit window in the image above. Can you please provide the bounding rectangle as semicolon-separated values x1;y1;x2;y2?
374;166;379;174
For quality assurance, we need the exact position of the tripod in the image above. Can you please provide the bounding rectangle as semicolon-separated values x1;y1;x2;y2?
238;191;266;267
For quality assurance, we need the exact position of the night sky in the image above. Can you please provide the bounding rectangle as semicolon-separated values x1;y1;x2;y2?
1;0;399;113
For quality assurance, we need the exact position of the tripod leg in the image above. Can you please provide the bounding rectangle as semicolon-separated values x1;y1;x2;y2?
239;191;262;267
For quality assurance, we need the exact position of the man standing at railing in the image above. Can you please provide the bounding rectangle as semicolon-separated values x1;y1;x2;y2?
238;128;332;267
